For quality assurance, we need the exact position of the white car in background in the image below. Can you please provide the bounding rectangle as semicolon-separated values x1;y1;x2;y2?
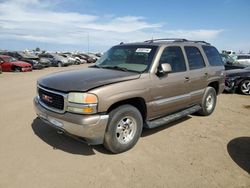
236;54;250;66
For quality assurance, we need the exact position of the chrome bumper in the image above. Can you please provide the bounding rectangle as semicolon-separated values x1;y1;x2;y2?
34;96;109;145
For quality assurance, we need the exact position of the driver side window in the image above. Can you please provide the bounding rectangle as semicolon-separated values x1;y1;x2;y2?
159;46;187;73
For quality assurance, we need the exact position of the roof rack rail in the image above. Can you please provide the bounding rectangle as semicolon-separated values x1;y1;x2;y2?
144;38;188;43
188;40;211;45
144;38;211;45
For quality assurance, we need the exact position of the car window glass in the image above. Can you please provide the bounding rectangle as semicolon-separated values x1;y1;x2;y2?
185;46;205;70
159;46;186;72
202;46;223;66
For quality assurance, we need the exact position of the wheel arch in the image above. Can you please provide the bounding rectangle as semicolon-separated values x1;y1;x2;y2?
107;97;147;122
208;81;219;95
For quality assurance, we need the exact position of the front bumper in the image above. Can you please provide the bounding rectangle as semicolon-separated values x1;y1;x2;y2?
224;79;236;93
34;96;109;145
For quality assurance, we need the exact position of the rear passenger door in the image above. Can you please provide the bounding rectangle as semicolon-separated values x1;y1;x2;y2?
184;46;208;104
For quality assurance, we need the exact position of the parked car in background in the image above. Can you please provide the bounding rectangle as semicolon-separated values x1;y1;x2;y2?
78;53;96;63
72;54;87;64
0;64;2;74
220;53;247;70
60;53;78;65
222;50;236;56
225;67;250;95
0;51;43;69
38;53;72;67
235;54;250;66
39;57;52;68
0;55;32;72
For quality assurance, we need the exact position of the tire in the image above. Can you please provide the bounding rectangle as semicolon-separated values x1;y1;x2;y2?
104;105;143;153
197;87;217;116
239;80;250;95
14;66;22;72
58;62;63;67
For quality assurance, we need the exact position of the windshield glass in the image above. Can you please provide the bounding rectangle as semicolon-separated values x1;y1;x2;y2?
18;52;38;59
95;45;158;73
2;56;17;62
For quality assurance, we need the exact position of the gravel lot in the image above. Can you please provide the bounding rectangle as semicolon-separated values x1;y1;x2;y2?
0;64;249;188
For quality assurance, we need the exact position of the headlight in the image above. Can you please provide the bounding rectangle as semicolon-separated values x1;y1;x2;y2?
68;93;98;104
67;93;98;114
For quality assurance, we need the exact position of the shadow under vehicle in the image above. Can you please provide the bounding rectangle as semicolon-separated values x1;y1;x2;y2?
227;137;250;174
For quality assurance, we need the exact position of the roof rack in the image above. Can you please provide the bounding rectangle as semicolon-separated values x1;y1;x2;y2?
144;38;188;43
144;38;210;45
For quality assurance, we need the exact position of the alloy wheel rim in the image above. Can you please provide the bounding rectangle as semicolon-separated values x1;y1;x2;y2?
115;116;137;144
206;94;214;112
241;81;250;95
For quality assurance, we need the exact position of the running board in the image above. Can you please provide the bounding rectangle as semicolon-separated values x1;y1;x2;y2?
145;105;201;129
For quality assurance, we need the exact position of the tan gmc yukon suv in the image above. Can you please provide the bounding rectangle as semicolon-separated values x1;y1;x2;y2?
34;39;225;153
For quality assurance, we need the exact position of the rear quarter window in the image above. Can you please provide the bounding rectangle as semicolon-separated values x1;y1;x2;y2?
202;46;223;66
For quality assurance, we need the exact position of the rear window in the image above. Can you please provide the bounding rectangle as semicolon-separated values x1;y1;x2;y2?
202;46;223;66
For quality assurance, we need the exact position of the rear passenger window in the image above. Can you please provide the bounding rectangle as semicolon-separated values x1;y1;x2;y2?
202;46;223;66
159;46;186;73
184;47;205;70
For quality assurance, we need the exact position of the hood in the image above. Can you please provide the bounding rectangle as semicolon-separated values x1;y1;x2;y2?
12;61;31;67
38;68;140;92
226;69;250;75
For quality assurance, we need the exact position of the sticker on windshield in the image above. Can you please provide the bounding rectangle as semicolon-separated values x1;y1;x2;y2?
136;48;152;53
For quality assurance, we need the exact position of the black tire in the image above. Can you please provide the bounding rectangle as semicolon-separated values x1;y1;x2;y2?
58;62;63;67
14;66;22;72
239;80;250;95
104;105;143;153
198;87;217;116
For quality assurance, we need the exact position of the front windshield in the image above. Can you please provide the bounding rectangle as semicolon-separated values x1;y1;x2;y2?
52;54;64;60
95;45;158;73
18;52;38;59
2;56;17;62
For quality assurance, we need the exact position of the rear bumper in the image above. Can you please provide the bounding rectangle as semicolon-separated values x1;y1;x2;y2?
34;96;109;145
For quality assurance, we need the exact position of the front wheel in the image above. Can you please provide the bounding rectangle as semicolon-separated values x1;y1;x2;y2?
198;87;217;116
239;80;250;95
14;66;22;72
104;105;143;153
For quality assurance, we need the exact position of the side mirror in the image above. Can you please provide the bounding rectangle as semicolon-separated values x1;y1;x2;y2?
157;63;172;76
0;60;4;64
161;63;172;73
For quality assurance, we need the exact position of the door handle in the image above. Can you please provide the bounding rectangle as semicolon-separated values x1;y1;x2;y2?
184;77;190;82
204;73;208;77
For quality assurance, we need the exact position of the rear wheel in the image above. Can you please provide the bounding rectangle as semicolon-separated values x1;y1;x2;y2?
239;80;250;95
104;105;143;153
198;87;217;116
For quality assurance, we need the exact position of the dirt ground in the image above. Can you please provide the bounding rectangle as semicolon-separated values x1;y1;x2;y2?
0;64;249;188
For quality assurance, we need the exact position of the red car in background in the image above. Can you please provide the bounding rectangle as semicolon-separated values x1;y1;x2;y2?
0;55;32;72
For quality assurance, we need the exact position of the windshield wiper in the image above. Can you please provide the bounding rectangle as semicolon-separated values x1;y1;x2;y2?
103;66;129;72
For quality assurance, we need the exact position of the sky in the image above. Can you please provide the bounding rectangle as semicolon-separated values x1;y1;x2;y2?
0;0;250;53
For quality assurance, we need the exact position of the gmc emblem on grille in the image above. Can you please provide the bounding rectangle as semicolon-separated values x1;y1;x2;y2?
42;94;53;103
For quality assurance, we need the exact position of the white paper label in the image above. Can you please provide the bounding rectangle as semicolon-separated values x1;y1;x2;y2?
136;48;152;53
